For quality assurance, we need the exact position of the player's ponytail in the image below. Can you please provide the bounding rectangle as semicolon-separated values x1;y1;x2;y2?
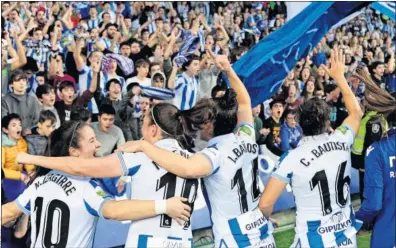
150;101;214;149
354;69;396;127
212;88;238;136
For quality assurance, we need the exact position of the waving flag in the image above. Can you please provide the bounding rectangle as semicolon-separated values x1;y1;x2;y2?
232;2;369;107
371;2;396;21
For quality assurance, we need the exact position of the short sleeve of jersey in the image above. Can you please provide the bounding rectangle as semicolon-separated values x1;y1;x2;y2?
199;145;221;175
270;152;293;184
235;123;256;141
15;179;38;216
334;124;355;147
174;76;184;91
82;179;112;219
116;152;142;177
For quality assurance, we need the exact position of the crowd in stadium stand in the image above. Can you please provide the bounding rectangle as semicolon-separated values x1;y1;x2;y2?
1;2;395;247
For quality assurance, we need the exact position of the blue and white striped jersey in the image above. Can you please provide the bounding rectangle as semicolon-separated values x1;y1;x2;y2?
117;139;196;248
272;125;362;248
78;64;105;114
99;38;119;54
172;73;199;111
15;171;111;248
199;123;275;248
87;19;99;30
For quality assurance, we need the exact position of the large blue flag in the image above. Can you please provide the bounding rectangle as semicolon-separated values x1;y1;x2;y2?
232;2;369;107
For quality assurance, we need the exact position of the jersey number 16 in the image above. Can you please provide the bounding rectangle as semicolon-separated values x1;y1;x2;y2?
309;161;351;216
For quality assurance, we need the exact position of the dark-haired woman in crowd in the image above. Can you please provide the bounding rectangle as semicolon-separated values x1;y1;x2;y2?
259;47;363;248
9;121;191;247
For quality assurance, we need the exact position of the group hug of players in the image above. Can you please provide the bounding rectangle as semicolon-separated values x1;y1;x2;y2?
2;47;395;248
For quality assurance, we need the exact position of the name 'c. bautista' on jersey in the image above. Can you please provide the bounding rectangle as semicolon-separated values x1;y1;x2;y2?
272;125;363;248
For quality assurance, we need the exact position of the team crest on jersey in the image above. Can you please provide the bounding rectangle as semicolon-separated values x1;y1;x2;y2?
330;211;344;223
238;126;252;137
372;124;380;133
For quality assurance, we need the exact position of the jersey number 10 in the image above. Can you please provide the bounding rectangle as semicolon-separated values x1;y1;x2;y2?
156;172;198;229
309;161;351;216
33;197;70;248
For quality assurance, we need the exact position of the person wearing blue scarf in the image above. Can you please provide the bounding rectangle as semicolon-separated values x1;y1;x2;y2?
280;109;302;152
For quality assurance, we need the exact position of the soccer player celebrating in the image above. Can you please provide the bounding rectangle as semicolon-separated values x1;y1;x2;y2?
3;121;190;247
259;47;363;247
115;53;278;247
355;71;396;248
16;53;277;247
15;103;210;247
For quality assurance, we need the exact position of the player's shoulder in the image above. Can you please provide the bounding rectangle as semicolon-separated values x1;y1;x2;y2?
235;122;256;141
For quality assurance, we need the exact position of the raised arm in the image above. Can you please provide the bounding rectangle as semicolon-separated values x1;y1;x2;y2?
2;2;17;18
48;28;60;77
17;18;37;42
321;47;363;136
207;49;253;125
60;5;74;30
16;152;124;178
167;58;179;89
89;60;100;93
116;140;212;179
10;30;27;71
73;38;86;71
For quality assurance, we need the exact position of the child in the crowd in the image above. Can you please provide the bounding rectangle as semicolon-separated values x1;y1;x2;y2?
119;83;141;141
35;71;47;86
280;109;303;152
126;59;151;87
54;75;97;124
1;70;41;133
1;114;35;200
25;110;57;158
36;84;61;129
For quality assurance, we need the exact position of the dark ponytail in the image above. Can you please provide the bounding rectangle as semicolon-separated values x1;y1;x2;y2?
150;101;215;149
212;88;238;136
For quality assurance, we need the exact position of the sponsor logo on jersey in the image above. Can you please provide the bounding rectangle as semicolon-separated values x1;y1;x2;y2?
338;238;353;247
238;126;252;137
318;212;351;234
337;126;348;135
253;238;275;248
245;216;267;231
95;187;109;198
